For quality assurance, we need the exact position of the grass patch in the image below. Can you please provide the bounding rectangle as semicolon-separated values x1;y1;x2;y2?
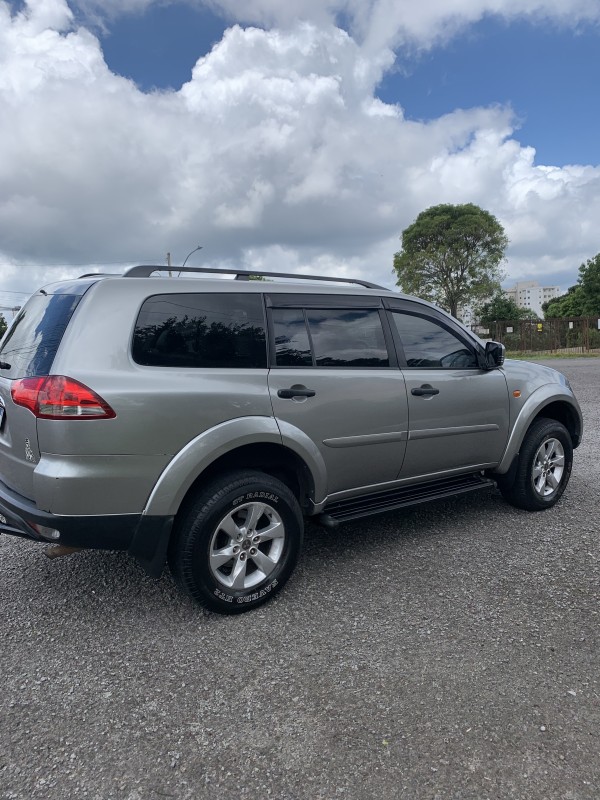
505;351;600;360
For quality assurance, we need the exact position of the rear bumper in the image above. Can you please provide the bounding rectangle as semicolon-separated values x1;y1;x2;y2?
0;478;173;578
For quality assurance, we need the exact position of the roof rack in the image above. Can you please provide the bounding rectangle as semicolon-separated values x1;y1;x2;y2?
122;265;386;291
78;272;119;279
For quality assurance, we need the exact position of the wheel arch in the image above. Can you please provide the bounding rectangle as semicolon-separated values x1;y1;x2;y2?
142;417;324;519
531;400;581;449
174;442;316;523
495;388;582;475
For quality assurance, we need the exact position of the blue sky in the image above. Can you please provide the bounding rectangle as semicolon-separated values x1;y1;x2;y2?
1;0;600;304
380;18;600;168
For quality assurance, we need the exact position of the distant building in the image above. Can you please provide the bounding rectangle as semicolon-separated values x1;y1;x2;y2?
458;280;561;328
504;281;560;318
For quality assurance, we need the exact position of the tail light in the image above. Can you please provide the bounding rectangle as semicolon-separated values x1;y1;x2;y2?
11;376;116;420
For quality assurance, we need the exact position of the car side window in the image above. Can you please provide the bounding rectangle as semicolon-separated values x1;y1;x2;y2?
308;309;389;367
392;312;478;369
132;293;267;368
272;307;389;368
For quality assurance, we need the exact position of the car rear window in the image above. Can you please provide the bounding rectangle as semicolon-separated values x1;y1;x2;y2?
0;292;82;379
132;293;267;368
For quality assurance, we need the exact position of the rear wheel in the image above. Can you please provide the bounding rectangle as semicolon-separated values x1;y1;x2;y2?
499;418;573;511
169;470;303;614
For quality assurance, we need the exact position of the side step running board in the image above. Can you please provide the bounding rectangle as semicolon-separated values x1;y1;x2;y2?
318;473;495;525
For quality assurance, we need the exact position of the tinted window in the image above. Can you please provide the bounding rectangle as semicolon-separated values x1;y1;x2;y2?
392;313;478;369
133;293;267;368
0;292;81;378
307;309;389;367
272;309;312;366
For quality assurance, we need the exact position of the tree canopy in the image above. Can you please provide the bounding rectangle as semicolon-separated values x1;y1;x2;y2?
0;314;6;339
393;203;508;318
543;286;585;318
543;253;600;318
476;293;538;327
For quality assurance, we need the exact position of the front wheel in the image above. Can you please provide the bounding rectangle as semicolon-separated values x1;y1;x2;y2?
169;471;303;614
499;417;573;511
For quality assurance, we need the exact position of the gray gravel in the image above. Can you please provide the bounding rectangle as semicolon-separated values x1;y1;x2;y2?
1;358;599;800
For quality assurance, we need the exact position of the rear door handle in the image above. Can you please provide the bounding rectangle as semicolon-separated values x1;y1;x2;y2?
411;384;439;397
277;387;316;399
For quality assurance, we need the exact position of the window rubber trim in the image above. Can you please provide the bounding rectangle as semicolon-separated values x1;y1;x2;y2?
265;293;383;310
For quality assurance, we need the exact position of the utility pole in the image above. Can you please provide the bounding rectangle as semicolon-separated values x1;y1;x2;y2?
166;251;172;278
0;305;20;319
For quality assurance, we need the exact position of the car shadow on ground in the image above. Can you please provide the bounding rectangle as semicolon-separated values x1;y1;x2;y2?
0;486;539;621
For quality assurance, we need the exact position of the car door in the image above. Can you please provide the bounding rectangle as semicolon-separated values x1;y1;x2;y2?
267;294;409;496
387;301;510;480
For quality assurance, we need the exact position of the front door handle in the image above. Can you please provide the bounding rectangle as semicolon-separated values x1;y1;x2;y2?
277;386;316;399
411;384;439;397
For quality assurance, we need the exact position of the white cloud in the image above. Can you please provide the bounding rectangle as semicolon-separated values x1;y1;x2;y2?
345;0;600;52
72;0;600;51
0;0;599;302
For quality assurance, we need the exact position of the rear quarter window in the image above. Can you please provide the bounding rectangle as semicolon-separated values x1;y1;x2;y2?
0;292;81;379
132;293;267;368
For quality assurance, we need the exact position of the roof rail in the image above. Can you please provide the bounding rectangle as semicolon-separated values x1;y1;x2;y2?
78;272;119;279
122;265;386;290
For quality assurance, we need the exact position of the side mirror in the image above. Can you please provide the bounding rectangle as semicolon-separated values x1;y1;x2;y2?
484;340;505;369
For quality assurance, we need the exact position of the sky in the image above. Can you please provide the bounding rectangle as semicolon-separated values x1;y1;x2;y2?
1;0;600;314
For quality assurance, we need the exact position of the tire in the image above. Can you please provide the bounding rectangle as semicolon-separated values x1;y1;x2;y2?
168;470;304;614
499;417;573;511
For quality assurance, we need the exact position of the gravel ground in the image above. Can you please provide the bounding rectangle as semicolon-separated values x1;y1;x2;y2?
1;358;598;800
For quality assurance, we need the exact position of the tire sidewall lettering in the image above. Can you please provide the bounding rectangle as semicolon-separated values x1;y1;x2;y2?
235;579;279;604
232;491;279;507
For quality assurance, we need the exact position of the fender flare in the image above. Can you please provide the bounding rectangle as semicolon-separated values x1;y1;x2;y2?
275;419;328;506
495;386;582;474
142;416;327;517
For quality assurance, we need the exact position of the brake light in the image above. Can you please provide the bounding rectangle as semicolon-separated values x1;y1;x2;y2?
11;376;116;420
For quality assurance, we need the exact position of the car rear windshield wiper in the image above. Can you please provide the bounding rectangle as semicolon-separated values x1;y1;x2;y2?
0;362;11;369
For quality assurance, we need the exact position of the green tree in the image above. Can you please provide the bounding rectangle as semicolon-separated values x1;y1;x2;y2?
0;314;6;338
393;203;508;318
477;293;538;327
542;253;600;318
543;285;585;318
577;253;600;315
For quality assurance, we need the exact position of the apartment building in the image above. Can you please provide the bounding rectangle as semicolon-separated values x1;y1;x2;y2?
504;281;560;318
457;281;561;328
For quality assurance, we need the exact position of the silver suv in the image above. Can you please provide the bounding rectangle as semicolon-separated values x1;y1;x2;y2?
0;267;583;613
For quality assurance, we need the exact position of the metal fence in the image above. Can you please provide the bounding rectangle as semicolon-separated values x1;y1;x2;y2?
474;317;600;354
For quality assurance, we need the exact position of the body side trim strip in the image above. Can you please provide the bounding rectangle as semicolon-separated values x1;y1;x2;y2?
409;424;499;440
323;431;408;448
